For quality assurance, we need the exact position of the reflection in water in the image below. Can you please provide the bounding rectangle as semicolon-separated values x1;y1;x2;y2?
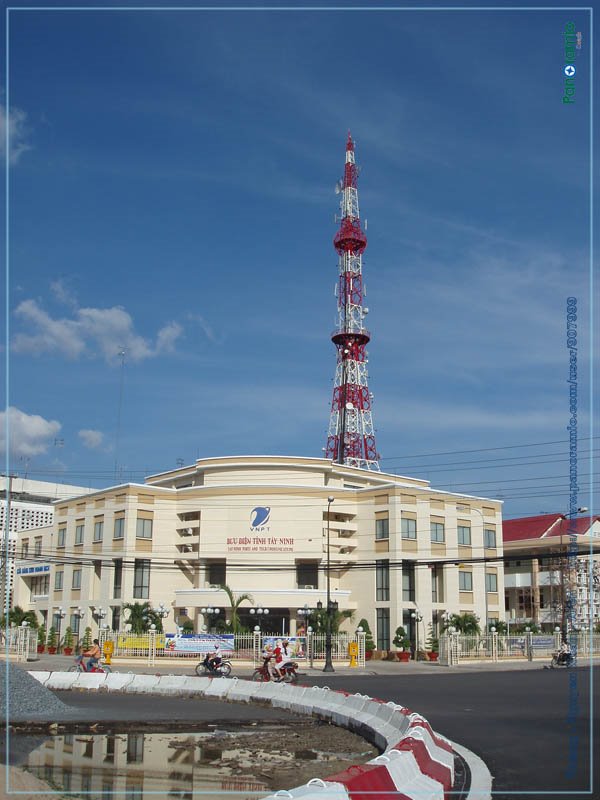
21;727;375;799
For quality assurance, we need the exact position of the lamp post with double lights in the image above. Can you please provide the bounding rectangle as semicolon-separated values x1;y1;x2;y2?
323;496;336;673
411;611;423;659
55;606;66;636
92;606;107;633
559;506;588;640
249;606;270;632
200;605;220;633
153;602;170;632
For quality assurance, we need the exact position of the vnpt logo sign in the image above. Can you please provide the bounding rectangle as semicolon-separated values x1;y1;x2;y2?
250;506;271;531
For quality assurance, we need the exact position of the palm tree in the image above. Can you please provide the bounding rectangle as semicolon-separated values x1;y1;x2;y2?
122;601;162;633
1;605;38;629
218;585;254;633
443;612;481;635
307;607;354;634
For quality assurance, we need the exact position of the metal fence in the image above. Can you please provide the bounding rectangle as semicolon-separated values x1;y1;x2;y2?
1;626;38;662
92;629;365;667
440;632;600;665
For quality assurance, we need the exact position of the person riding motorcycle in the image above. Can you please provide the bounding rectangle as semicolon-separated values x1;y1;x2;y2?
207;642;222;673
273;639;293;680
557;640;572;666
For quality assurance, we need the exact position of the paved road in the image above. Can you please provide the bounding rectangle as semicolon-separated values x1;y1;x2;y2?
10;658;599;799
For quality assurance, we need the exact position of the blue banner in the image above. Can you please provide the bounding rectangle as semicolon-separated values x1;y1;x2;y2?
164;633;234;655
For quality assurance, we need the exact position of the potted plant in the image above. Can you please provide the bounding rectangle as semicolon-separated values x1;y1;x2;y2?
425;623;439;662
37;624;46;654
393;626;411;661
358;619;375;660
80;626;92;652
47;626;57;654
62;626;74;656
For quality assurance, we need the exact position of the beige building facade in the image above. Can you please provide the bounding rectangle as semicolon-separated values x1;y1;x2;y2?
13;455;505;650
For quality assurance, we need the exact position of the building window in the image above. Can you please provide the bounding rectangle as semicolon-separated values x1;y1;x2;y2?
430;522;445;543
207;561;226;587
70;613;80;635
34;538;42;556
133;559;150;599
93;519;104;542
459;571;473;591
72;569;82;590
112;606;121;631
54;571;64;590
296;562;318;589
375;516;389;540
21;541;29;559
30;575;49;599
458;525;471;546
484;528;497;548
376;560;390;601
126;733;144;764
136;518;153;539
376;608;390;650
401;518;417;540
57;528;66;548
113;559;123;599
402;561;415;601
75;524;84;545
485;573;498;593
114;517;125;539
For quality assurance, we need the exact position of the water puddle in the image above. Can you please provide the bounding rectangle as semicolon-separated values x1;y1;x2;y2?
6;721;378;798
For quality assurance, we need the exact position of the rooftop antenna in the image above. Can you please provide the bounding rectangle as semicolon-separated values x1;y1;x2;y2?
114;348;126;483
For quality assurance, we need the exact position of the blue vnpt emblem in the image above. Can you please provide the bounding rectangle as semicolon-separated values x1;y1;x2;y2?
250;506;271;530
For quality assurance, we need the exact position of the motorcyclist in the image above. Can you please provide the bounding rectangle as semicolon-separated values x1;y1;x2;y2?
207;642;222;673
273;639;293;680
558;640;572;666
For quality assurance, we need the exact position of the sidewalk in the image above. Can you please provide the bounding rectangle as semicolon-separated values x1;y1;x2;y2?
8;653;597;676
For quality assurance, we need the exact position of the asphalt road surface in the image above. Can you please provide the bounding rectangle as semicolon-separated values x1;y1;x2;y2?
10;663;599;800
307;666;597;800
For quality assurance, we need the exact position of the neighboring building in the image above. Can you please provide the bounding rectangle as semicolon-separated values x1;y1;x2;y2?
1;476;93;610
13;455;505;649
503;513;600;632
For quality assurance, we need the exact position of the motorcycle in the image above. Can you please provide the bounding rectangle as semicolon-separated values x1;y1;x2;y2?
549;650;573;668
69;654;112;674
252;655;299;683
195;654;233;677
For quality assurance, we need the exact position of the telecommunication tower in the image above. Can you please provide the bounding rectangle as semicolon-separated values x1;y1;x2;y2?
325;133;380;471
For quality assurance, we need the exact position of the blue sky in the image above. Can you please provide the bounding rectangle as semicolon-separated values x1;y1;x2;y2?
2;2;595;519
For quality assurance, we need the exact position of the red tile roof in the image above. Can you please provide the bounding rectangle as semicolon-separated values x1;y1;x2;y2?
503;514;600;542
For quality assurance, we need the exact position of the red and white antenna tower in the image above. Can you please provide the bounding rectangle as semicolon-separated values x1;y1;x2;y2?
325;133;380;471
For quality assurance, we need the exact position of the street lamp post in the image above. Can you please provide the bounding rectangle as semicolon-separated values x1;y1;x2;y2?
200;606;220;633
411;611;423;659
249;607;270;631
324;496;335;673
153;602;170;631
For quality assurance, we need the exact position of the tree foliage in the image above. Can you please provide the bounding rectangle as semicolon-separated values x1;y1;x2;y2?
357;618;375;651
442;613;481;634
123;601;164;633
1;605;38;629
218;585;254;633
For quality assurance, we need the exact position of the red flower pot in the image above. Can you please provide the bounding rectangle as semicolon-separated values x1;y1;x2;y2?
63;648;73;656
398;651;411;662
47;647;57;654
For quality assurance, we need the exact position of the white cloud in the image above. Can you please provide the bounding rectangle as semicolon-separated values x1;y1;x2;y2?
78;429;104;449
0;103;32;165
187;313;218;343
0;406;61;457
50;278;79;309
12;299;183;363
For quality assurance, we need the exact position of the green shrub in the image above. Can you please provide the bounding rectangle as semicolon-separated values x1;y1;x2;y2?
357;618;375;651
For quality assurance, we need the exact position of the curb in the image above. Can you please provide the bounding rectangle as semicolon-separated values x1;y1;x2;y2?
28;671;492;799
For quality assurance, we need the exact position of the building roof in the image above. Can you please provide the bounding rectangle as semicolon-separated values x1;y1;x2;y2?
503;513;600;542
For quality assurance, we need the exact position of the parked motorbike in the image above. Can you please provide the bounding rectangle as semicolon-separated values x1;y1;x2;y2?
252;655;299;683
195;654;233;677
69;655;112;673
549;650;573;668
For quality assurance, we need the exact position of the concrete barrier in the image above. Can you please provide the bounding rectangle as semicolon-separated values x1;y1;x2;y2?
127;674;161;693
28;671;51;686
44;672;79;691
73;672;108;690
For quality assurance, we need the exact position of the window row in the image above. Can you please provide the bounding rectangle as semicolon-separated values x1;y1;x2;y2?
51;559;150;599
51;517;153;549
376;516;497;548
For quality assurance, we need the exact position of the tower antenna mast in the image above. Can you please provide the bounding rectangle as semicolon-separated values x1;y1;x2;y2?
325;133;380;471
